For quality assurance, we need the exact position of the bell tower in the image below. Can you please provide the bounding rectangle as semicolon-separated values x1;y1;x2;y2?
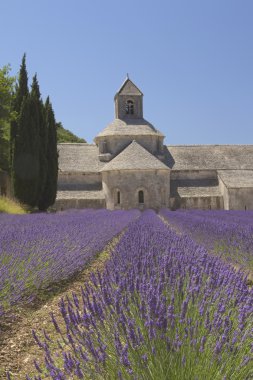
94;76;165;163
114;76;143;119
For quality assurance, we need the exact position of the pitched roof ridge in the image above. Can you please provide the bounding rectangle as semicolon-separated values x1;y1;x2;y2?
100;140;169;172
115;77;143;97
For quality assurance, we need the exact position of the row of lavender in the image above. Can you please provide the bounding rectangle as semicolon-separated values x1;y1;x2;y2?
160;209;253;270
0;209;140;316
27;211;252;380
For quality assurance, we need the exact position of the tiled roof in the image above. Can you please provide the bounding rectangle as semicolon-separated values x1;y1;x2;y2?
58;143;253;173
58;143;104;173
94;118;164;140
166;145;253;170
176;186;222;198
218;170;253;188
100;140;169;172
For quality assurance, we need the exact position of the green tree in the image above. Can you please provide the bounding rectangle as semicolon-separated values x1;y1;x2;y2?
38;97;58;210
30;74;48;208
13;93;40;206
0;65;15;171
10;54;29;167
11;55;59;210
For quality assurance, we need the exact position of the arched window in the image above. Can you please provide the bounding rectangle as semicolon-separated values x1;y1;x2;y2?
126;100;134;115
138;190;144;204
117;190;121;205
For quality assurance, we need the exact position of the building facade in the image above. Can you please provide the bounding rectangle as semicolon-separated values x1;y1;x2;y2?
56;78;253;210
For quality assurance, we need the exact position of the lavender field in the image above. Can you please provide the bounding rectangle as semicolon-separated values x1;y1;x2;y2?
16;211;253;380
1;209;253;379
0;209;139;316
160;209;253;271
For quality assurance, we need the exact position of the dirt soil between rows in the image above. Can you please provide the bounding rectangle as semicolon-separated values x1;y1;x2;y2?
0;237;119;380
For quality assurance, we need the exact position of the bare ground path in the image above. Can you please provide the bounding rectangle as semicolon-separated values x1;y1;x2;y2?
0;236;120;380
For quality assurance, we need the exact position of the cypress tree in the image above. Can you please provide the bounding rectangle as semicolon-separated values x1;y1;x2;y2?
0;122;5;170
30;75;48;208
13;93;40;206
11;55;58;209
10;54;29;167
38;97;58;210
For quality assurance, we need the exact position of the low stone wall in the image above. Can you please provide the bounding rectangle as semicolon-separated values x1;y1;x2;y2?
169;195;224;210
54;198;106;211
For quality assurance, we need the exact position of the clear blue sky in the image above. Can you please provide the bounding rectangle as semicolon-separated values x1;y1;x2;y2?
1;0;252;144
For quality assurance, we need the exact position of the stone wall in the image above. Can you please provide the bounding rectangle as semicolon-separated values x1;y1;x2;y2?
102;169;170;210
169;169;223;210
227;188;253;210
115;95;143;119
169;195;224;210
218;175;229;210
58;172;102;190
54;198;105;211
217;172;253;210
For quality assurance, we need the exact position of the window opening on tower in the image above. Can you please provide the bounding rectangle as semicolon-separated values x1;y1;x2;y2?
126;100;134;115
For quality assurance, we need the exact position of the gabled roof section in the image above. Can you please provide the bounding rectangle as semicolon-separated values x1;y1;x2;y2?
218;170;253;188
100;140;169;172
115;77;143;98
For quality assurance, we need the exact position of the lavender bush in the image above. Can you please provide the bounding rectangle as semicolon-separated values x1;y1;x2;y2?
185;210;253;226
0;209;139;316
28;211;253;380
160;209;253;270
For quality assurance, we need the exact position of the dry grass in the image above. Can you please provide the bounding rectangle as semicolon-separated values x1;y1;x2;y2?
0;197;27;214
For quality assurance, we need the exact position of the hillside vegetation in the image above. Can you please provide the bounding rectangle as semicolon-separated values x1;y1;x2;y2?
56;122;86;143
1;121;86;168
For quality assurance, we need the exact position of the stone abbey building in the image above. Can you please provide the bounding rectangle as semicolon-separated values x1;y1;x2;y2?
56;78;253;210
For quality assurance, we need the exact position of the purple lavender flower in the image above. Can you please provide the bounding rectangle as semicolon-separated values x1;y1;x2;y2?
24;210;253;379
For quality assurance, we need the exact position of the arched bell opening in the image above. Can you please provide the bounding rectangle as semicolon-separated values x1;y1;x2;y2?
126;100;134;115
